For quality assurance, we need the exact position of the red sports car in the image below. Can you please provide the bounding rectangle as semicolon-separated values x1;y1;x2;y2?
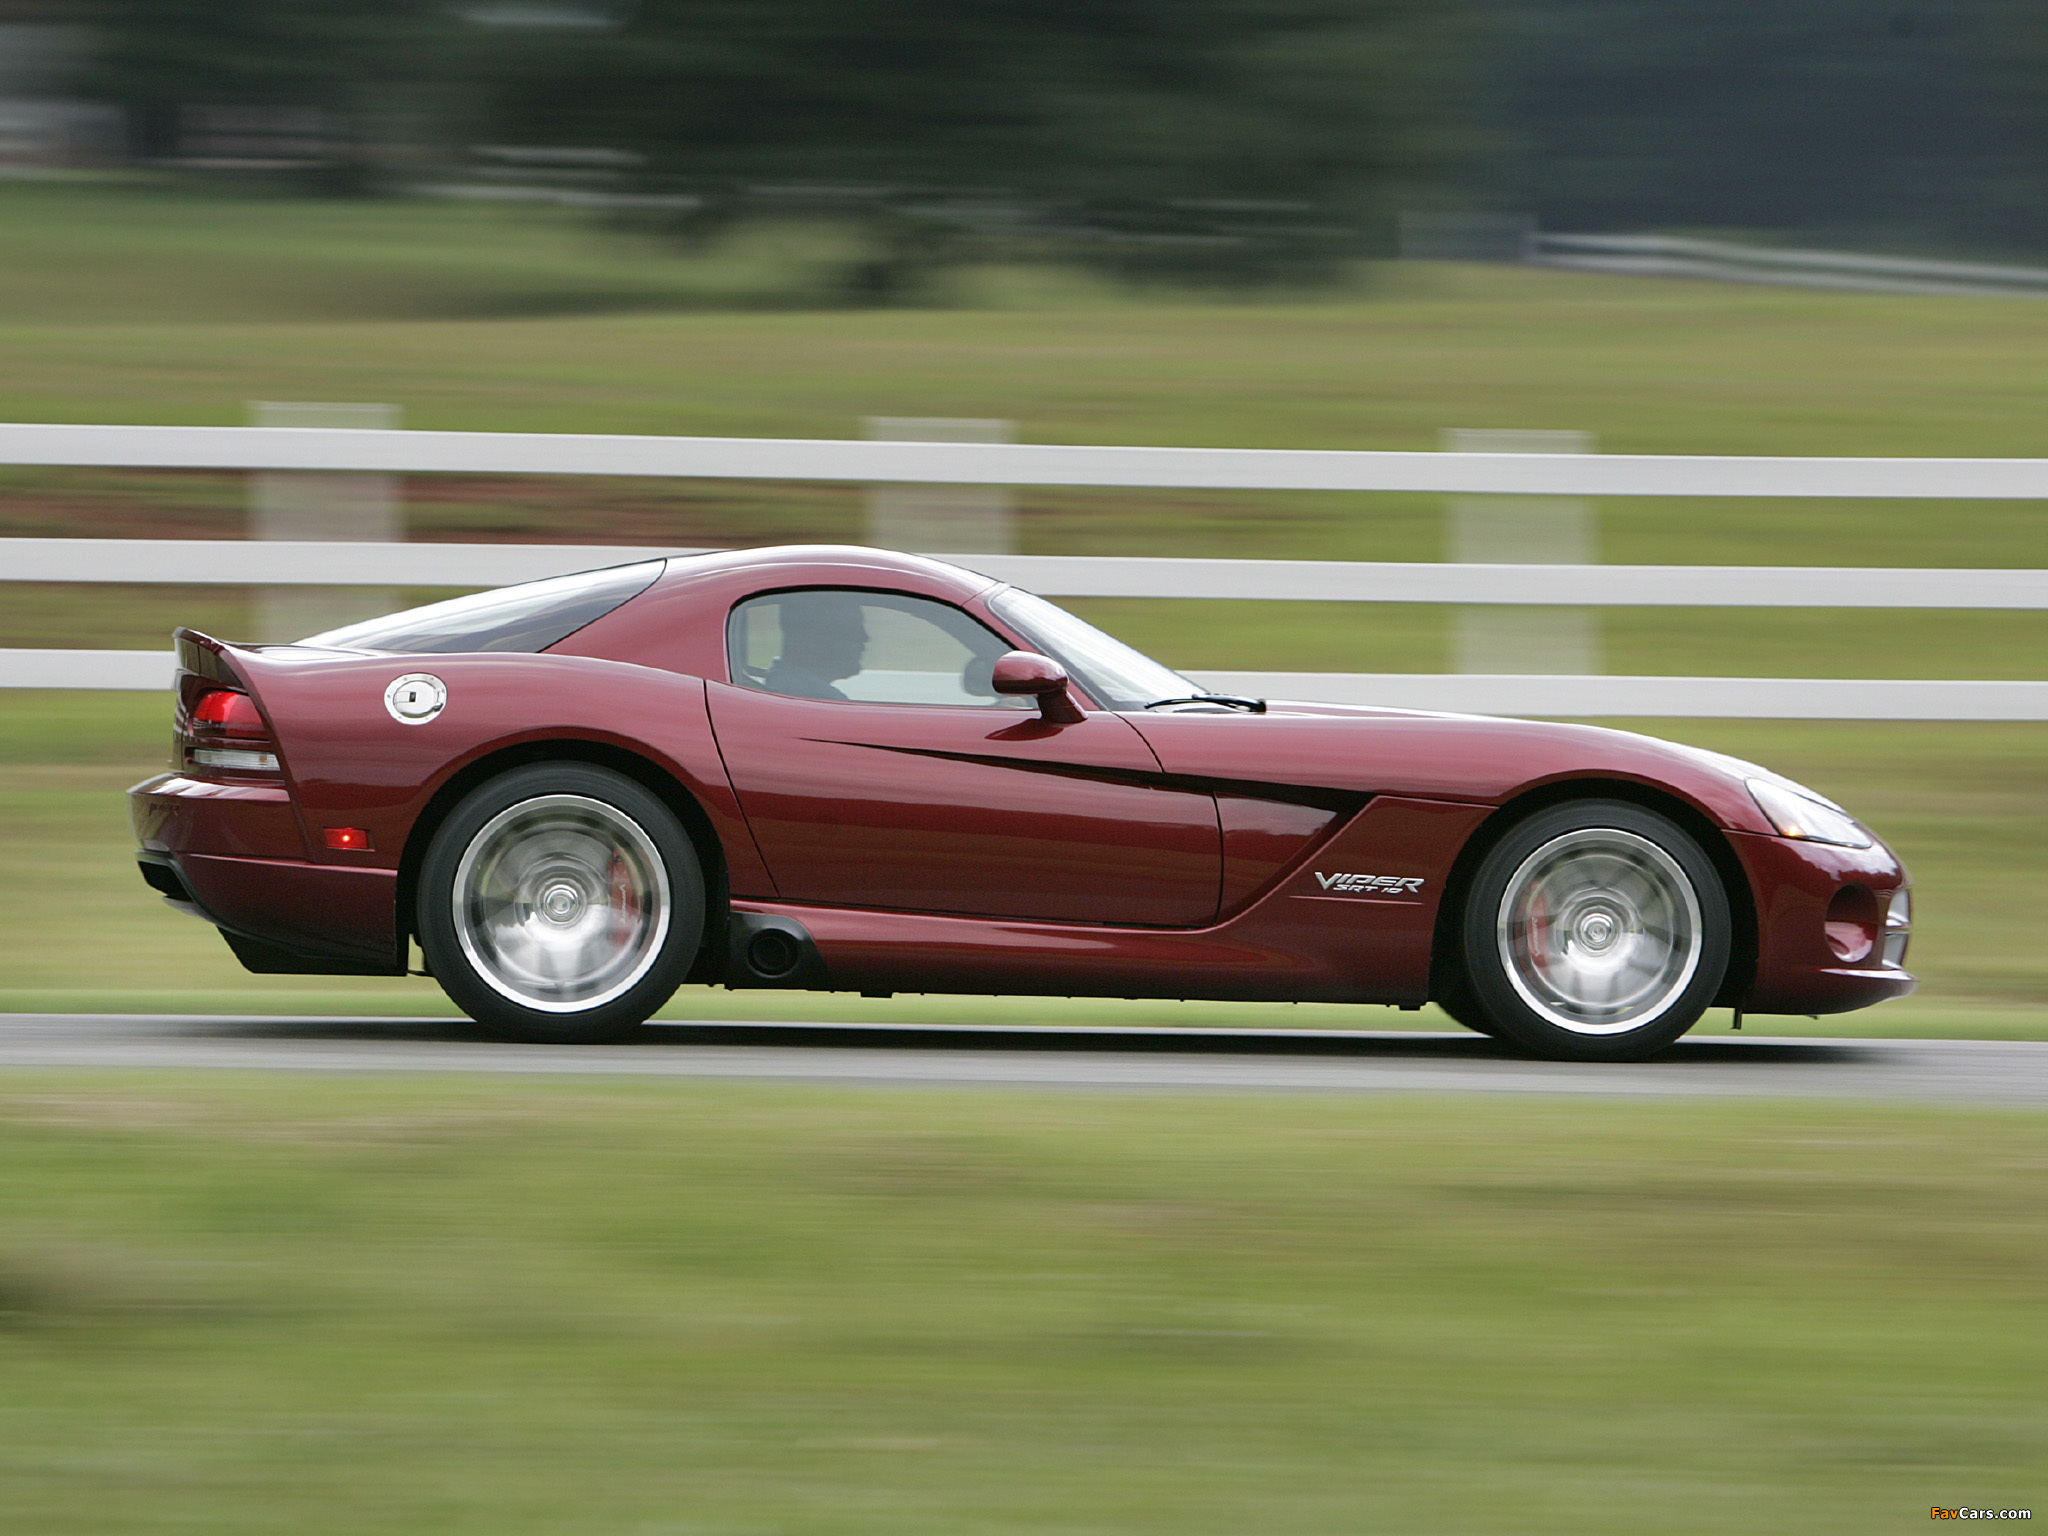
130;545;1914;1060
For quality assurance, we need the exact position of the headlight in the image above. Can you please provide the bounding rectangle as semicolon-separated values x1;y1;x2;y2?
1746;777;1873;849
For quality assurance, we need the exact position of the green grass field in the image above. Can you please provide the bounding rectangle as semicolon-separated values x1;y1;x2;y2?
6;179;2048;463
0;1074;2040;1534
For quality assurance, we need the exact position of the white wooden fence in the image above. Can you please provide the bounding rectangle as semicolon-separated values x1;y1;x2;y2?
10;422;2048;497
1529;233;2048;299
3;425;2045;719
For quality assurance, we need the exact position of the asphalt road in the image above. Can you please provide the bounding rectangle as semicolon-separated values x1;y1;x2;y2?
1;1014;2044;1107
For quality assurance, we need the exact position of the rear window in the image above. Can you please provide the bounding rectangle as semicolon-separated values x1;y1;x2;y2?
299;561;663;655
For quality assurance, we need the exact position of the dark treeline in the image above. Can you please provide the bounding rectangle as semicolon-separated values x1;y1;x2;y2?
1467;0;2048;257
72;0;2048;268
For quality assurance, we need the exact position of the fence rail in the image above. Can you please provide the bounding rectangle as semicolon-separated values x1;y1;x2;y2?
3;426;2043;718
1530;233;2048;299
7;539;2048;609
9;422;2048;498
8;648;2040;719
1187;672;2048;722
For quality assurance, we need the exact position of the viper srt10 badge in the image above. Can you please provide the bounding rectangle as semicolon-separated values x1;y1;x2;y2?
1315;872;1425;895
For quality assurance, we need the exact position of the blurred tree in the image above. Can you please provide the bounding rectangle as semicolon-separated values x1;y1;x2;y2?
59;0;2048;270
464;0;1454;285
1462;0;2048;257
79;0;457;182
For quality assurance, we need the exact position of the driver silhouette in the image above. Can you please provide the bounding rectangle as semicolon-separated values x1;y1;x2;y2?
764;593;869;701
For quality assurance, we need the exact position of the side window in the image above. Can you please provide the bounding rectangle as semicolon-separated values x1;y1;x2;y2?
729;589;1028;708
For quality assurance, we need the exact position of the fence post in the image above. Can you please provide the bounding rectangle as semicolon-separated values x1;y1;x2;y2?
863;417;1016;554
1443;428;1599;674
249;401;401;641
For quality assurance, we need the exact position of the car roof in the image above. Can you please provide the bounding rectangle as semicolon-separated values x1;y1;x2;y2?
653;544;1001;602
549;543;1008;678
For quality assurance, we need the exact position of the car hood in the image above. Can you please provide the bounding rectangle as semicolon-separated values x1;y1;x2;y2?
1125;702;1782;835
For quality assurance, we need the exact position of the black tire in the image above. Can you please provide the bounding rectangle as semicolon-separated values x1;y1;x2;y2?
1454;800;1730;1062
417;763;704;1043
1430;974;1500;1037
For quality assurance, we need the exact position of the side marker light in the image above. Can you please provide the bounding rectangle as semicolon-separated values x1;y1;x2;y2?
324;827;374;851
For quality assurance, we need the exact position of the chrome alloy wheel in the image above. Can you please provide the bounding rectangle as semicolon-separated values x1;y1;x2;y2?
451;793;671;1013
1495;827;1703;1036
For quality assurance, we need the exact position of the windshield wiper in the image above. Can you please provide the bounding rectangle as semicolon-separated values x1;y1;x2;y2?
1144;693;1267;714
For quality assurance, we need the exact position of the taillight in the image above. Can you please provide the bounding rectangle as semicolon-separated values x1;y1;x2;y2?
184;687;280;774
194;689;262;730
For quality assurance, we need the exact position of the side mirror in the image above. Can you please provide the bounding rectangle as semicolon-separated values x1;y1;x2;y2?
991;650;1085;725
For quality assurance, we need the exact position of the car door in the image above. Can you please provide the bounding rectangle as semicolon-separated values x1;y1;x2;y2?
708;587;1221;926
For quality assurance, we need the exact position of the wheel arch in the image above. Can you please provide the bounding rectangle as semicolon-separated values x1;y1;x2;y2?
398;738;732;984
1428;776;1758;1009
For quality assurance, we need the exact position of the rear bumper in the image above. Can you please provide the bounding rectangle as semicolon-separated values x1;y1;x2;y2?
130;772;303;860
1730;830;1917;1016
130;773;401;968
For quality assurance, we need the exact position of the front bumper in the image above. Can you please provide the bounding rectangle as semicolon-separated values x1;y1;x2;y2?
1729;830;1916;1016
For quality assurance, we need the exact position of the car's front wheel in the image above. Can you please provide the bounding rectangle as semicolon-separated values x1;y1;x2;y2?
1455;800;1730;1061
417;763;704;1042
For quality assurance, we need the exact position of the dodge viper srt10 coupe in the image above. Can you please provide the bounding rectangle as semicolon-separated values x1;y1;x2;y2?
129;545;1914;1060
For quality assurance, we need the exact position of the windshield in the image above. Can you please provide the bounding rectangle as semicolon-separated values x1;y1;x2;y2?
300;561;663;654
986;586;1196;710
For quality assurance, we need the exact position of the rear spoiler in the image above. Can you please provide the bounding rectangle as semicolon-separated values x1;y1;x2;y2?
173;628;251;692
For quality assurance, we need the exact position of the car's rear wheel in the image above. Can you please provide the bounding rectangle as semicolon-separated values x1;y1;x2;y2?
1456;800;1729;1061
418;763;703;1042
